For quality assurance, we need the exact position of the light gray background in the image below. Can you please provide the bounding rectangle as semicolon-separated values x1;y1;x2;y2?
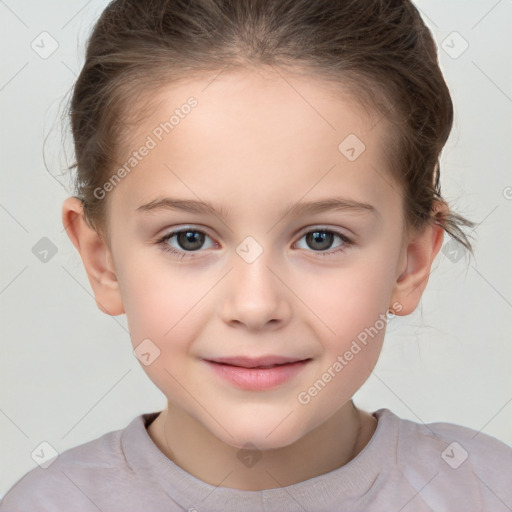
1;0;511;498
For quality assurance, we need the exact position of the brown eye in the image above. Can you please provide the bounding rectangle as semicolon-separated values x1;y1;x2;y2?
305;231;335;251
295;228;352;257
173;230;206;251
157;228;215;258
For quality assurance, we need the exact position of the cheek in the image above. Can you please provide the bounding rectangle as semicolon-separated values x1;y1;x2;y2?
117;251;205;340
301;257;397;340
119;265;202;397
295;264;391;416
296;245;399;402
117;256;215;384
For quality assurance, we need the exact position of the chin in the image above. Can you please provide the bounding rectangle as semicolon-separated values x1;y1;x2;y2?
210;416;308;451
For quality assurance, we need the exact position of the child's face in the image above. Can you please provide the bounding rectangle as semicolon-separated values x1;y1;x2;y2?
88;68;422;449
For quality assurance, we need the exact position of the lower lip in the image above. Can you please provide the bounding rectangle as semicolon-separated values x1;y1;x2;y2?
204;360;310;391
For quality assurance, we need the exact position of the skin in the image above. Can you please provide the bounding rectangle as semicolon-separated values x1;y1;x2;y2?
62;66;445;491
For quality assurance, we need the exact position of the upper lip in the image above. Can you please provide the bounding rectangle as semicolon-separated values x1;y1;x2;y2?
205;356;310;368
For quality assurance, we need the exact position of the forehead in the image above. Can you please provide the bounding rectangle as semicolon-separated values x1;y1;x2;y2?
109;67;398;221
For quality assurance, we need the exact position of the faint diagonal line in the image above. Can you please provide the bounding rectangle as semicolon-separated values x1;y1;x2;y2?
398;472;439;512
201;63;231;93
163;267;234;337
469;205;499;236
265;410;294;439
368;163;405;205
471;0;504;30
61;60;78;77
160;492;189;512
472;470;512;511
44;164;68;191
61;0;92;29
199;470;234;504
368;110;388;133
405;261;440;299
61;369;132;439
163;164;232;233
0;1;29;28
163;367;234;438
0;265;28;296
0;62;29;92
0;203;29;233
441;204;498;264
265;266;336;335
61;470;105;511
472;61;512;104
59;209;82;235
60;265;129;333
415;6;438;28
0;407;29;438
266;163;337;234
42;124;70;192
472;265;512;310
265;470;308;512
270;64;337;131
471;396;512;440
371;372;438;437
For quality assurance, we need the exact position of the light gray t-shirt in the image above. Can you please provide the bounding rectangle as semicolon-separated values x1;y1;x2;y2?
1;408;511;511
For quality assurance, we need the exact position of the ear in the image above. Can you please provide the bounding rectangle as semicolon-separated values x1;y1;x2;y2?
62;197;125;316
390;203;447;316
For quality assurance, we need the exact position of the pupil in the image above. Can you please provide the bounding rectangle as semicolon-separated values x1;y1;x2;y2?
179;231;204;251
175;230;334;252
308;231;332;251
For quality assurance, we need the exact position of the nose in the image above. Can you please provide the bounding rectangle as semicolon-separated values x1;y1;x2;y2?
219;245;292;331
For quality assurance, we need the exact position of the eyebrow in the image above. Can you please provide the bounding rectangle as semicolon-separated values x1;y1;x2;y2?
135;196;379;219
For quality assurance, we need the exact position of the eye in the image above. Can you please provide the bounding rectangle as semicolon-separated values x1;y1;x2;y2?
156;227;215;259
156;226;353;260
294;228;352;257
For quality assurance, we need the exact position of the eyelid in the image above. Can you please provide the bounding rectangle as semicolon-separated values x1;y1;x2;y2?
157;226;217;246
157;225;214;240
296;225;352;239
156;224;354;260
157;224;352;243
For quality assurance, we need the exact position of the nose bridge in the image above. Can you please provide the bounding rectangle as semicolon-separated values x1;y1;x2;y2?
233;233;280;299
219;234;290;328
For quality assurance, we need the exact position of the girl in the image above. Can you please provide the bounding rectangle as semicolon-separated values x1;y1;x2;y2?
2;0;511;510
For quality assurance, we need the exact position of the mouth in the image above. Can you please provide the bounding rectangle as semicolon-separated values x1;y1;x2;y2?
205;355;311;369
203;356;312;390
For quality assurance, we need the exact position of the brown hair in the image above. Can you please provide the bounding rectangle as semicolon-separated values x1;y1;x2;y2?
67;0;475;251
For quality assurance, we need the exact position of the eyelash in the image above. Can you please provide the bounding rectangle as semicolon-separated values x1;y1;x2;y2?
155;227;353;260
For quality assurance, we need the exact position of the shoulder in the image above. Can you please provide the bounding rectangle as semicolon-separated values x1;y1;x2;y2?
0;414;151;511
376;408;512;511
390;408;512;469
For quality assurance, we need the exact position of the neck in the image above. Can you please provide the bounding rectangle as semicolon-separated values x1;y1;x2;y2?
147;400;377;491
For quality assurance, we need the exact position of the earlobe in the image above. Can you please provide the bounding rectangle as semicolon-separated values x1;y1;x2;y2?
61;197;125;316
390;218;445;316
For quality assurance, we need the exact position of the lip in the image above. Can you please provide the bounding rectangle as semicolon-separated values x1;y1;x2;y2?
203;356;311;391
207;355;307;368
